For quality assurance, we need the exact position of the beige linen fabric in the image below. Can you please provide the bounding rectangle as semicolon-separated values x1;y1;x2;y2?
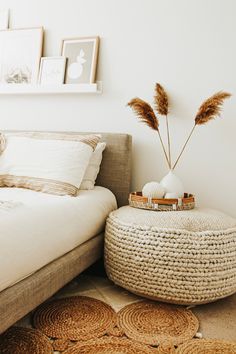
0;133;100;196
0;131;132;333
80;142;106;190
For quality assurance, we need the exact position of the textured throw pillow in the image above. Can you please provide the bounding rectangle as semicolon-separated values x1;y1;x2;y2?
80;142;106;190
0;133;100;196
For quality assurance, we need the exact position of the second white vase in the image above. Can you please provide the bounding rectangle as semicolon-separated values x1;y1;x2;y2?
160;170;184;198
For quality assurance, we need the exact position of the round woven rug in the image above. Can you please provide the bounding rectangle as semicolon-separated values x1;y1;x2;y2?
157;343;176;353
176;339;236;353
0;327;53;354
117;301;199;346
33;296;116;341
63;336;154;354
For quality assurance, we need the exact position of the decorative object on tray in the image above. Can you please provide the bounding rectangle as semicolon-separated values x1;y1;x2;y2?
38;56;67;85
62;36;99;84
128;83;231;202
129;191;194;211
160;170;184;198
142;181;165;199
0;27;43;84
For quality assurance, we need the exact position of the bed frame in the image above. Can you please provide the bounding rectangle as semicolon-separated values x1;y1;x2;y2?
0;131;132;333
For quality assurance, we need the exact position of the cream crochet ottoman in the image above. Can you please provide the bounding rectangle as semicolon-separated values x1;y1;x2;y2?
104;206;236;305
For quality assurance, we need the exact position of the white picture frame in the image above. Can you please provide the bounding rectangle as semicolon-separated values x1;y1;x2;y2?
61;36;99;84
0;9;9;30
38;57;67;85
0;27;43;84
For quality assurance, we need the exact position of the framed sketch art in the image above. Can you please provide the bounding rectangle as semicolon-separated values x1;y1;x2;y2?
0;9;9;30
0;27;43;84
38;57;66;85
62;36;99;84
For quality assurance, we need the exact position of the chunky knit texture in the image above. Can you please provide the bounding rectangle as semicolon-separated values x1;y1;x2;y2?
105;206;236;305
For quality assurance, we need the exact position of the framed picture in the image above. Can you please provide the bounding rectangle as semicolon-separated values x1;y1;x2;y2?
0;9;9;30
62;36;99;84
0;27;43;84
38;57;66;85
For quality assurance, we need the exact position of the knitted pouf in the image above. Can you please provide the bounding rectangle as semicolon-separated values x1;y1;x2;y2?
104;206;236;305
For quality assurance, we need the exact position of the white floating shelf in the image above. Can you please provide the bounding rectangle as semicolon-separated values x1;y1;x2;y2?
0;82;102;95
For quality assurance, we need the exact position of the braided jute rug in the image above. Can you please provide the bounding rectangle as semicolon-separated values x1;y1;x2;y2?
33;296;117;341
156;342;177;353
176;339;236;353
0;327;53;354
1;296;235;353
33;296;199;346
63;337;154;354
117;301;199;346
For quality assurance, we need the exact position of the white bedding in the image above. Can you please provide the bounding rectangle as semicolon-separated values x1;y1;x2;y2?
0;186;117;292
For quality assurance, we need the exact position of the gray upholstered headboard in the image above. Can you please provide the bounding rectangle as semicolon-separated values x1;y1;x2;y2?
95;132;132;207
4;131;132;207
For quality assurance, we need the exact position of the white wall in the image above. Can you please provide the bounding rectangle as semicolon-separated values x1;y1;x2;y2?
0;0;235;217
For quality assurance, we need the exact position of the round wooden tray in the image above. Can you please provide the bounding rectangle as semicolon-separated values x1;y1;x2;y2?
129;192;195;211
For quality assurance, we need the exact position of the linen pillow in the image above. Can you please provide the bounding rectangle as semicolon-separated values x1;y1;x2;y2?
80;142;106;190
0;133;100;196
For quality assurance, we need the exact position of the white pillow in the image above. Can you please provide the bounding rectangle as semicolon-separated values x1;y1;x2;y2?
0;133;100;196
80;142;106;190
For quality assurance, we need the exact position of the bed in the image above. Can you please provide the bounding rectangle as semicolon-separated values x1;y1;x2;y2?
0;131;132;333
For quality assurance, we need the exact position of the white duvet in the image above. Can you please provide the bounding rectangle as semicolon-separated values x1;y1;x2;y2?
0;186;117;292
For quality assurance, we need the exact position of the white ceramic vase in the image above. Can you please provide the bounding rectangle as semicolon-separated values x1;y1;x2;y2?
160;170;184;198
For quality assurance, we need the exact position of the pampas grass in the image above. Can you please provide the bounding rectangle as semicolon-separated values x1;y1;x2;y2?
128;97;170;168
154;83;171;166
195;91;231;125
173;91;231;169
128;98;159;131
128;86;231;171
154;83;169;116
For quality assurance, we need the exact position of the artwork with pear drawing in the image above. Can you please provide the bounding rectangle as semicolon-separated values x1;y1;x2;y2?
62;37;99;84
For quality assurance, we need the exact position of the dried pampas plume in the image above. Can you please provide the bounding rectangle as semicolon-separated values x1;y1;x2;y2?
128;86;231;172
173;91;231;169
154;83;169;116
128;98;159;131
195;91;231;125
128;97;170;168
154;83;171;166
